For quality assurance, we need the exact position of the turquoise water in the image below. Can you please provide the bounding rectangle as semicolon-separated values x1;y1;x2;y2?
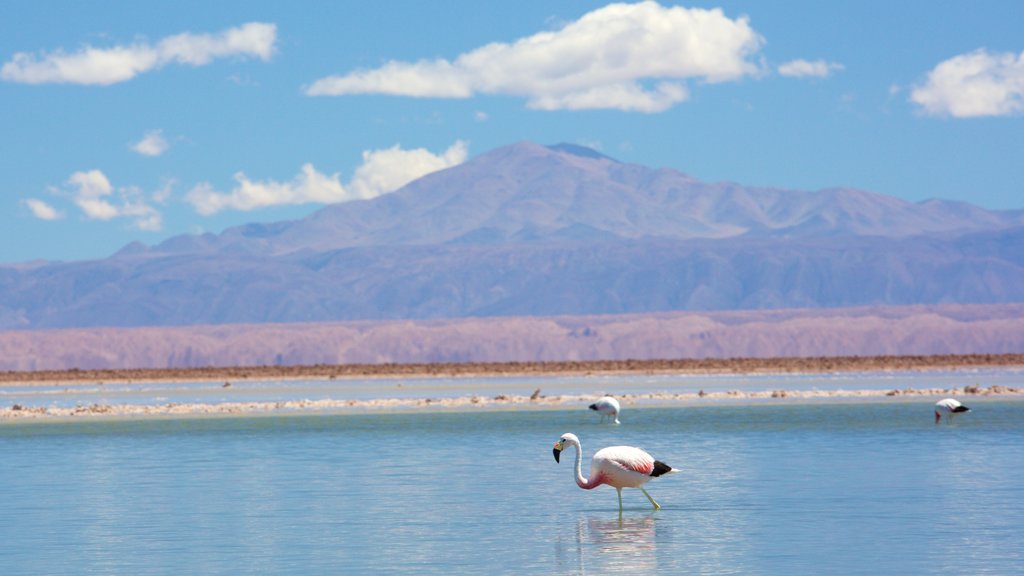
2;394;1023;574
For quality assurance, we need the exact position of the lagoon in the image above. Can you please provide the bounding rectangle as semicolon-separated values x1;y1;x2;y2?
2;374;1023;574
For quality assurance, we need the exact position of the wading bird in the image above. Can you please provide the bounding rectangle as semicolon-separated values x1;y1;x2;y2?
935;398;970;424
552;433;675;514
589;396;620;424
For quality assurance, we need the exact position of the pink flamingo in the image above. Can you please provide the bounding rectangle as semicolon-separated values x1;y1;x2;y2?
589;396;621;424
935;398;970;424
553;432;676;513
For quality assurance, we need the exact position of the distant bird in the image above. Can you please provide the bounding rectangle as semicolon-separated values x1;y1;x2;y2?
589;396;621;424
935;398;970;424
553;432;676;513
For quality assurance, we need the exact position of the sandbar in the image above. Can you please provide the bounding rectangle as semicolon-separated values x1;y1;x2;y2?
2;354;1023;419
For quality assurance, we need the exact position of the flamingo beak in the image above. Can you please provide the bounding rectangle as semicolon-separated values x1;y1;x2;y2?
553;442;563;463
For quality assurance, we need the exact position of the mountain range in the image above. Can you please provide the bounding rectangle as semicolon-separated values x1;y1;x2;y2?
3;141;1024;330
2;303;1022;371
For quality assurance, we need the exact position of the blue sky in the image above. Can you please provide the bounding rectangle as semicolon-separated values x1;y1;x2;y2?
2;1;1022;264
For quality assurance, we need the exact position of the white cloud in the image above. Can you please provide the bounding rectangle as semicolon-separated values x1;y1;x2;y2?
68;169;114;220
310;59;473;99
305;2;764;113
24;199;62;220
152;179;175;204
348;141;468;200
114;187;163;231
132;129;169;157
186;164;346;216
910;49;1024;117
186;140;468;215
528;81;688;113
777;59;844;78
65;169;163;230
1;22;276;85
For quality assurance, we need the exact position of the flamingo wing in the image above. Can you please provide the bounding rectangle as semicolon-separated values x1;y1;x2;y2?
590;397;618;415
594;446;656;476
936;398;970;414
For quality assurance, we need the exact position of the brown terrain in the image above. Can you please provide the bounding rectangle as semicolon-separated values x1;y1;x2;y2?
4;353;1024;386
1;303;1023;373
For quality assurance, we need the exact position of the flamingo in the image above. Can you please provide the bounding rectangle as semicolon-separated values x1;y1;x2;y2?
935;398;970;424
552;432;676;513
589;396;621;424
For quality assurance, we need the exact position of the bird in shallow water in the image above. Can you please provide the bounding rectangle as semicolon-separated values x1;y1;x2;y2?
553;432;676;514
589;396;620;424
935;398;970;424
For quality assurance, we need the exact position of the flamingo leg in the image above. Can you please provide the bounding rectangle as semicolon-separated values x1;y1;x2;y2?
616;487;623;514
640;487;661;510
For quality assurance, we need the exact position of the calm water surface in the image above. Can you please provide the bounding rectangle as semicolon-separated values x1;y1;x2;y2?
2;384;1023;574
6;368;1022;409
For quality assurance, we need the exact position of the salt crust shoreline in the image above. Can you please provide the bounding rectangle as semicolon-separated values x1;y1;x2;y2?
3;385;1023;420
2;354;1023;420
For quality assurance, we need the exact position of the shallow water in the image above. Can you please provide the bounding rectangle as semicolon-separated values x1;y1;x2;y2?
2;390;1022;574
3;368;1022;410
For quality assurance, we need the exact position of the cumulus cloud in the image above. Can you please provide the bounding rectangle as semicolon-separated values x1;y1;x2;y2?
68;169;116;219
348;141;467;200
529;81;688;113
1;22;276;85
777;59;844;78
305;2;764;112
186;164;346;216
910;49;1024;117
132;129;169;156
24;198;62;220
63;170;163;230
186;140;468;215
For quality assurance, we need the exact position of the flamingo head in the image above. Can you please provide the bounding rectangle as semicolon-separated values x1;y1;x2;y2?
552;433;579;463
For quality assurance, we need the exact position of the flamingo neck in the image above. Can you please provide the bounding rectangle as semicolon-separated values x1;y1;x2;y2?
570;441;602;490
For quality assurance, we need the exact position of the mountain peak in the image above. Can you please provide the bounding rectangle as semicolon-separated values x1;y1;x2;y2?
546;142;618;162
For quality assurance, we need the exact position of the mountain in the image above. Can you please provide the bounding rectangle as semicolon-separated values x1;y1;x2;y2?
146;141;1022;255
2;141;1024;330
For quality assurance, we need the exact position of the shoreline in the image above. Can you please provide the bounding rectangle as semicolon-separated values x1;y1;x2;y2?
4;353;1024;387
2;354;1024;420
2;384;1023;421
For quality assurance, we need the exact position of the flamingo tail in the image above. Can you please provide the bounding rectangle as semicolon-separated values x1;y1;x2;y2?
651;460;677;477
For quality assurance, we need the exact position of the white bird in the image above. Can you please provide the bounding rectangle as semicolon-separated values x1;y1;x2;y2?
589;396;621;424
553;432;676;514
935;398;970;424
